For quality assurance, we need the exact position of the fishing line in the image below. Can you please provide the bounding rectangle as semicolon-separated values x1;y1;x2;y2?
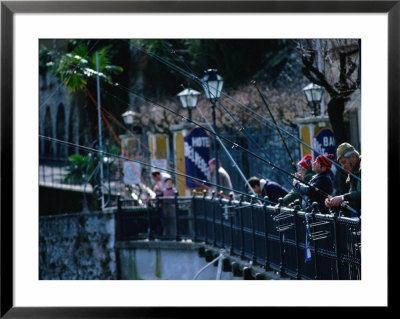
39;135;277;205
108;80;359;213
104;89;230;194
130;39;360;182
215;99;308;203
195;101;260;201
39;40;100;112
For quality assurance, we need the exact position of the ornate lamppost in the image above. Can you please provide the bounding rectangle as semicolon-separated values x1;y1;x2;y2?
177;87;201;122
302;83;324;116
202;69;224;187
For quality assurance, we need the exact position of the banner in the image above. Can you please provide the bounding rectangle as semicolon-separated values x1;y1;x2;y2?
184;127;210;188
313;128;336;158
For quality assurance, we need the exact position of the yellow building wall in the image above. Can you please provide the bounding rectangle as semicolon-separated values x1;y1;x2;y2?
155;135;167;159
174;132;186;196
301;126;311;158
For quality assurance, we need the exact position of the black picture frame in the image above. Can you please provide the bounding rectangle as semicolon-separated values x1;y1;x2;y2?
1;0;395;317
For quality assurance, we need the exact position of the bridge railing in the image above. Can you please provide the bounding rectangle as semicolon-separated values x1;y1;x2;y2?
116;193;361;280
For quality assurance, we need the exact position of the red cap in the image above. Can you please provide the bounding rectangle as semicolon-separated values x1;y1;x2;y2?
297;154;312;169
316;154;334;170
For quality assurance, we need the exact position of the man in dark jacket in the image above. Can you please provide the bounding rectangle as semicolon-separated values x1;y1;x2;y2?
293;154;334;214
325;143;361;216
247;176;288;204
281;154;314;207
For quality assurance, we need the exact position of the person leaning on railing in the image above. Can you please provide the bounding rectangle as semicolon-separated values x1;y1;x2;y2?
293;154;334;214
325;142;361;216
247;176;289;203
280;154;314;207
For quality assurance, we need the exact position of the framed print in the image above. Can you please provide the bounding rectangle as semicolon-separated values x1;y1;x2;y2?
1;0;396;317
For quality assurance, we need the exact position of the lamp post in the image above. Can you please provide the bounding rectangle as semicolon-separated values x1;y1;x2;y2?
177;87;200;121
95;51;105;210
122;110;136;132
122;109;141;159
302;83;324;116
202;69;224;188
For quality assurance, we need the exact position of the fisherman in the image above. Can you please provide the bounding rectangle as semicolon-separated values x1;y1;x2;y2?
281;154;314;207
247;176;288;203
293;154;334;214
325;142;361;216
208;158;233;194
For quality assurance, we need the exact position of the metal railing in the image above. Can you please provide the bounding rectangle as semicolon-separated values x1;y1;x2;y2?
115;193;361;280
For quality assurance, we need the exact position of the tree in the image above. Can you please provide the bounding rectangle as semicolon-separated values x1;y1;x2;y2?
297;39;360;194
297;39;360;146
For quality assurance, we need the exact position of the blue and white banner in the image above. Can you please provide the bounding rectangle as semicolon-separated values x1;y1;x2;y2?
184;127;210;188
313;128;336;158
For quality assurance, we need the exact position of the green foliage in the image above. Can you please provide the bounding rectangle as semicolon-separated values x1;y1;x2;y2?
63;153;94;184
64;152;117;186
51;43;123;92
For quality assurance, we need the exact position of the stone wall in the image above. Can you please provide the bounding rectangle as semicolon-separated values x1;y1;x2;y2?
39;209;117;280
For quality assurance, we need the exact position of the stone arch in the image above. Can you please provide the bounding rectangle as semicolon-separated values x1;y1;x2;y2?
56;103;67;157
68;104;80;155
42;106;53;156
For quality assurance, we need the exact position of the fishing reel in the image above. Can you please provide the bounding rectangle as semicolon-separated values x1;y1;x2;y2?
220;191;238;220
303;202;332;241
271;198;295;233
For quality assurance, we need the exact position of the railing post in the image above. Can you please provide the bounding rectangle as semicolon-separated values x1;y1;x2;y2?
174;191;180;241
219;191;225;248
311;202;320;280
332;210;342;280
115;194;122;279
277;198;287;277
147;197;154;240
192;190;198;242
203;190;208;244
229;192;235;255
293;199;302;280
211;191;217;246
262;196;271;271
116;195;122;241
250;195;257;264
239;195;245;260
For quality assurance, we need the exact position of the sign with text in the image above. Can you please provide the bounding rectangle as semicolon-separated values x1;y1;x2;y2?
184;127;210;188
313;128;336;158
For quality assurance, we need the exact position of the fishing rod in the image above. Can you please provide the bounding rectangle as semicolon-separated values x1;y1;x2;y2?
108;81;359;214
95;41;359;213
165;46;260;200
39;135;277;206
39;40;101;112
194;97;260;201
130;40;360;182
166;44;302;195
214;96;357;214
251;80;297;172
215;99;308;203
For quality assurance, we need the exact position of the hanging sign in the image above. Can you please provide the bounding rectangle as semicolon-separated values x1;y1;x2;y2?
313;128;336;158
184;127;210;188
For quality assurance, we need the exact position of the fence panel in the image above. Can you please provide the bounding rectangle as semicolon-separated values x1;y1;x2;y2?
116;195;361;280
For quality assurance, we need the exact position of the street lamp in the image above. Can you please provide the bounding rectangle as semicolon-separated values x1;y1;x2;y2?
122;110;136;130
202;69;224;188
302;83;324;116
177;87;201;121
